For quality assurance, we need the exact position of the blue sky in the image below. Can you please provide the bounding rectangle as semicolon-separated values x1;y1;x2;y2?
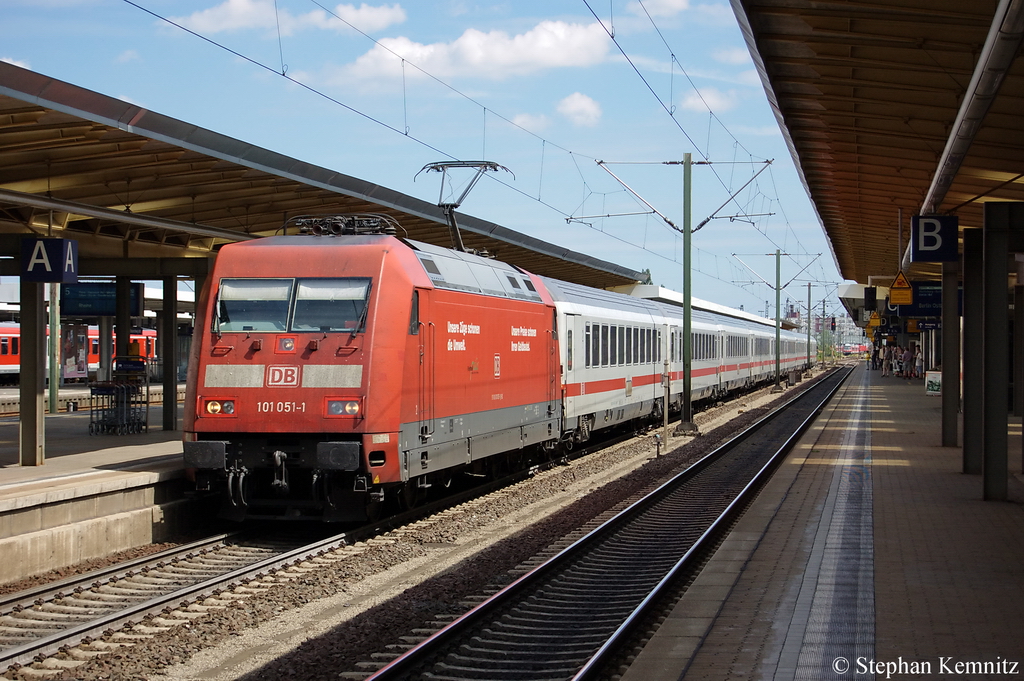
2;0;847;318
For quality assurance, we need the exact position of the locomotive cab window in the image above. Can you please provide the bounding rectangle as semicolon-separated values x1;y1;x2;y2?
291;279;370;332
216;279;293;332
214;277;371;333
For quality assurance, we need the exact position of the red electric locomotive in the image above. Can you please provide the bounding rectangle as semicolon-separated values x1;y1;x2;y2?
184;216;560;521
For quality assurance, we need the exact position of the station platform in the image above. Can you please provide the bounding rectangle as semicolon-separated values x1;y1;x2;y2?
622;362;1024;680
0;402;195;586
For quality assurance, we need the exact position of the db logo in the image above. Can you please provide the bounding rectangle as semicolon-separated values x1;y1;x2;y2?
267;365;299;386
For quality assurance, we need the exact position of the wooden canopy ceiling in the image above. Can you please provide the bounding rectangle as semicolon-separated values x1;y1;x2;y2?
733;0;1024;284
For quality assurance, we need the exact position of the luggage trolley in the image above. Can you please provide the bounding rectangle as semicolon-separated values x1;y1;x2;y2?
88;356;149;435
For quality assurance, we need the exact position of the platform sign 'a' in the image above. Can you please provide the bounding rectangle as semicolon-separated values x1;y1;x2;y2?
889;271;913;305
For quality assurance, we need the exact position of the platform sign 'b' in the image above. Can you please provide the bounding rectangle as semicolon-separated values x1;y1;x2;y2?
911;215;958;262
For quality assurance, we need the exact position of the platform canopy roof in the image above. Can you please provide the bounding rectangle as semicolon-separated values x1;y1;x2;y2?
0;61;642;289
733;0;1024;285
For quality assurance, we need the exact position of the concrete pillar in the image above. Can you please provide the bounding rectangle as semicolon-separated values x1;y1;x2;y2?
19;278;45;466
941;260;960;447
115;276;131;362
162;276;178;431
981;202;1017;501
962;228;983;475
1015;284;1024;418
98;316;113;382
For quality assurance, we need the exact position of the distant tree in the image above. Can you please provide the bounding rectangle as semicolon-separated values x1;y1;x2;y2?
641;268;653;285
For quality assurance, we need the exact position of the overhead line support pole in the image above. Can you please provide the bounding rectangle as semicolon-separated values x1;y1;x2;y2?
677;153;697;436
771;249;783;392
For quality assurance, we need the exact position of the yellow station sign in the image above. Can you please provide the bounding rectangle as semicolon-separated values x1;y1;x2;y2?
889;271;913;305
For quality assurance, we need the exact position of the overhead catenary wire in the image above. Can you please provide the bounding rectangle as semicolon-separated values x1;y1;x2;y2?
118;0;829;308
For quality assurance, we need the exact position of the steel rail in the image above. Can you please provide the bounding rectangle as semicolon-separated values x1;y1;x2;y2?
0;533;236;616
573;365;852;679
0;450;577;672
0;530;356;670
366;367;851;680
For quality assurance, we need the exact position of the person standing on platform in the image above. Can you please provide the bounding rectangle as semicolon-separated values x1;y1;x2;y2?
915;345;924;379
902;345;913;380
881;344;891;377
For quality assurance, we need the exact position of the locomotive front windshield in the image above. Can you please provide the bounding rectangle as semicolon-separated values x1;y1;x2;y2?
215;277;371;333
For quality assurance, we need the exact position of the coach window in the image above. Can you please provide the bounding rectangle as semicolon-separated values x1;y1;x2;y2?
585;323;592;367
567;329;573;370
609;325;618;366
618;327;625;364
600;324;609;366
1;338;6;355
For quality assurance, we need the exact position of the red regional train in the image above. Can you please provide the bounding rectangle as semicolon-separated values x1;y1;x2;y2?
0;323;157;382
184;215;814;521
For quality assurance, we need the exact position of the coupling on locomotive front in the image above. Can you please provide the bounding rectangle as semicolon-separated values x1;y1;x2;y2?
183;215;562;521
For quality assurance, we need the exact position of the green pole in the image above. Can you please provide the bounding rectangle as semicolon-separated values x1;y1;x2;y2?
806;282;812;373
678;152;697;434
48;282;59;414
772;249;782;391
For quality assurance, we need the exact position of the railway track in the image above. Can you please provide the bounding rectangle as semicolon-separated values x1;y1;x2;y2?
362;366;851;681
0;445;588;675
0;531;342;670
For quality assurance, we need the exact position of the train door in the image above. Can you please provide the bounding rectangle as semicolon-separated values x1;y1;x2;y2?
548;308;560;418
413;289;435;442
562;313;581;406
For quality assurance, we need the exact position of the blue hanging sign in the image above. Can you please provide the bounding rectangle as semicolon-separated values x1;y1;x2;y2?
21;238;79;283
911;215;959;262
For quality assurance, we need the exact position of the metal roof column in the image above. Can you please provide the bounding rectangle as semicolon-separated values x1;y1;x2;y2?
962;229;984;476
162;277;178;431
18;278;45;466
941;261;960;448
981;203;1018;501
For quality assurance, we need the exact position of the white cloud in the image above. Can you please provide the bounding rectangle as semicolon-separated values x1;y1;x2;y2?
680;87;738;112
116;50;140;63
342;20;610;81
1;57;31;69
626;0;689;18
511;113;550;133
172;0;405;36
557;92;601;127
713;47;750;65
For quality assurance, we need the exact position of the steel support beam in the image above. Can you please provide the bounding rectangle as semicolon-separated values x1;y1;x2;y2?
941;260;960;447
981;203;1019;501
19;279;45;466
1014;284;1024;418
162;277;178;431
116;276;131;360
962;229;983;476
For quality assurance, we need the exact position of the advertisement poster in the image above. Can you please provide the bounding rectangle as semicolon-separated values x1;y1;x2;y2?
925;371;941;396
61;324;89;379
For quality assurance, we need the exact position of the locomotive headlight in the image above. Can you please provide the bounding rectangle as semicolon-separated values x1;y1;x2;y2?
205;399;236;415
326;399;361;417
277;337;296;353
